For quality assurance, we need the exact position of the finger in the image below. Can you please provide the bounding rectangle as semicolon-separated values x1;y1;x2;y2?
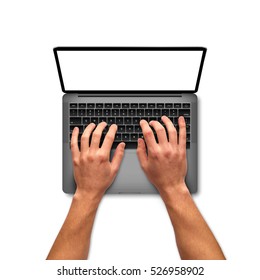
101;124;117;155
149;120;167;145
80;123;96;152
111;142;126;174
136;138;147;168
161;115;177;145
140;119;157;149
71;127;80;158
90;122;107;150
178;116;187;149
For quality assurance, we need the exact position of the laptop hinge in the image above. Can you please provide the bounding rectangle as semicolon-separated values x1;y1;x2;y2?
77;94;183;97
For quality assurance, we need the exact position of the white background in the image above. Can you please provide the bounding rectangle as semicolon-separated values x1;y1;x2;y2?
1;0;260;279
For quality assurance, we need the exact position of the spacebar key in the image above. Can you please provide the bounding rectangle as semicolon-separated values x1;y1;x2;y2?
111;142;137;149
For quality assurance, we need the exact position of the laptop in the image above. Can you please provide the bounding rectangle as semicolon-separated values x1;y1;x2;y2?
54;47;206;194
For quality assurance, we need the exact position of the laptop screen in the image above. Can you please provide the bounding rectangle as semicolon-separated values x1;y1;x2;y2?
54;47;206;93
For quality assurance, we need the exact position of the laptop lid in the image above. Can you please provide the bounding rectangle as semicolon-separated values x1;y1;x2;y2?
54;47;206;94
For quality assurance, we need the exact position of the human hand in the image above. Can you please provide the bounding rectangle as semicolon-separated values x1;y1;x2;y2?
71;122;125;201
137;116;188;199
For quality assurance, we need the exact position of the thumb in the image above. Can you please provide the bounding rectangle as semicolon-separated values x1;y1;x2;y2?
136;138;147;169
111;142;125;174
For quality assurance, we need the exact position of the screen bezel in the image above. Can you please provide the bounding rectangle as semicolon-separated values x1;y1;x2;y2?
53;46;207;94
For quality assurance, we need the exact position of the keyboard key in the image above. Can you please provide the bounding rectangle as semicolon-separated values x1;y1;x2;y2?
157;103;164;108
87;103;95;108
95;109;102;116
128;109;136;116
131;134;138;141
105;103;112;108
96;103;103;108
186;142;190;149
120;109;127;116
103;126;109;133
169;109;178;116
108;117;115;124
162;109;169;116
135;125;142;132
145;109;153;116
118;125;125;132
70;125;83;133
139;103;147;108
70;109;77;116
131;103;138;108
133;117;140;124
148;103;155;108
137;109;144;116
103;109;111;116
184;117;190;124
70;117;81;124
153;109;161;116
113;103;121;108
78;109;86;116
90;117;98;124
115;134;122;141
174;117;179;125
149;117;157;122
112;109;120;116
187;134;191;141
174;103;181;108
126;126;134;133
138;133;144;139
179;109;190;116
124;117;132;124
83;117;91;124
86;109;94;116
99;117;107;123
186;124;190;132
122;103;129;108
70;103;77;108
122;134;130;141
183;103;190;108
79;103;86;108
158;118;164;124
116;117;123;124
165;103;173;108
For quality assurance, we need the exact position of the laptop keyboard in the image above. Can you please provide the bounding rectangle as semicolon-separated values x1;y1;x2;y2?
69;103;191;149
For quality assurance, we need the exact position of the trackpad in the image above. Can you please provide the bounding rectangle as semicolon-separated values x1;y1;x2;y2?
108;149;157;194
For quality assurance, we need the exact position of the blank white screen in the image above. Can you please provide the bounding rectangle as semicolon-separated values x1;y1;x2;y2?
57;50;203;91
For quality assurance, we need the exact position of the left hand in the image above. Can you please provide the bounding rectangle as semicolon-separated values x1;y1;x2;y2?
71;122;125;201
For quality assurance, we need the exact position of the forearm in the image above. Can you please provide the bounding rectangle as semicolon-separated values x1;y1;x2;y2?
47;192;100;260
161;184;225;260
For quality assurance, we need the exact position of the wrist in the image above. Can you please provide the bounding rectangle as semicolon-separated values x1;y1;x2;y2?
159;182;190;207
73;188;103;211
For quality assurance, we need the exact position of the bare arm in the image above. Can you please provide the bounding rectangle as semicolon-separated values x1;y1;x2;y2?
47;122;125;260
137;116;225;260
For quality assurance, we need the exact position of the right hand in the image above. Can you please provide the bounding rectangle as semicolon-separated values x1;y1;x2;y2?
137;116;188;198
